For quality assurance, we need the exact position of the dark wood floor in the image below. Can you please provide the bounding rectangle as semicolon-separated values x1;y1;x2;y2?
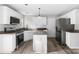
13;38;79;54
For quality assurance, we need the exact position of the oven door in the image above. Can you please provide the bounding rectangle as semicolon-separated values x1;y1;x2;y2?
16;33;24;46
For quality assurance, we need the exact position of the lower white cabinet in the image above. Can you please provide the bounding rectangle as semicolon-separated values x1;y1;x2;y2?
33;35;47;54
66;32;79;49
24;31;34;41
0;34;16;53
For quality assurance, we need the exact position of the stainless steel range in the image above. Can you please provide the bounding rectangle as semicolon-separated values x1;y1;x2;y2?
16;31;24;47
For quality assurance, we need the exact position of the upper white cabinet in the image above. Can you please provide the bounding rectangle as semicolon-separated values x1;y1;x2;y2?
0;6;8;24
0;6;23;24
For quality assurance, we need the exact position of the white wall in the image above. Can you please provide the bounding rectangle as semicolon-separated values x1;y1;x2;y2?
24;16;31;28
24;16;47;29
24;16;56;38
47;17;56;37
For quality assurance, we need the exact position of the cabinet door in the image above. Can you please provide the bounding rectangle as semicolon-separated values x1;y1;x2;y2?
24;31;33;41
33;35;47;54
2;34;16;53
0;6;9;24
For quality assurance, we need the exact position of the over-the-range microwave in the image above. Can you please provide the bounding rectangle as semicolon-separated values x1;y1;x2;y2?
10;16;20;24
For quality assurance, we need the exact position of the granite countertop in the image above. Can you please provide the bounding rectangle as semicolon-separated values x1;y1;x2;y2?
0;31;16;34
0;28;48;34
66;30;79;33
34;31;47;35
0;28;25;34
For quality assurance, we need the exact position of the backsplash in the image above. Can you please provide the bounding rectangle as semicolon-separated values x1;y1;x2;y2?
75;24;79;30
0;24;23;31
0;25;5;31
29;24;47;29
24;16;47;29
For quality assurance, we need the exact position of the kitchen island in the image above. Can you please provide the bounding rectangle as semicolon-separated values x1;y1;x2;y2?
33;30;47;54
24;28;47;42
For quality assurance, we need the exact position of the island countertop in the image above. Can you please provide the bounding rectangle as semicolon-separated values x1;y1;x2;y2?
34;30;47;35
65;30;79;33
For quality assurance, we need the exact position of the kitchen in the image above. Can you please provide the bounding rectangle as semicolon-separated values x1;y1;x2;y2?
0;4;79;54
0;5;48;54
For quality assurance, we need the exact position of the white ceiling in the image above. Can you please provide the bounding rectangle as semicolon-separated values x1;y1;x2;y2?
6;4;79;16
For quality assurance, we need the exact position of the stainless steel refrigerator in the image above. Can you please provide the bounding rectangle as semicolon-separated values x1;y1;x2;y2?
56;18;74;45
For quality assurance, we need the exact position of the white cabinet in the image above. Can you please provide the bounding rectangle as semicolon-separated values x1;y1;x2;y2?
33;35;47;54
0;6;9;24
66;32;79;49
0;6;23;24
0;34;16;53
24;31;34;41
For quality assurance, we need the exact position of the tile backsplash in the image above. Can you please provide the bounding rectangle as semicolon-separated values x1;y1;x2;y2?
0;24;23;31
0;25;5;31
75;24;79;30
